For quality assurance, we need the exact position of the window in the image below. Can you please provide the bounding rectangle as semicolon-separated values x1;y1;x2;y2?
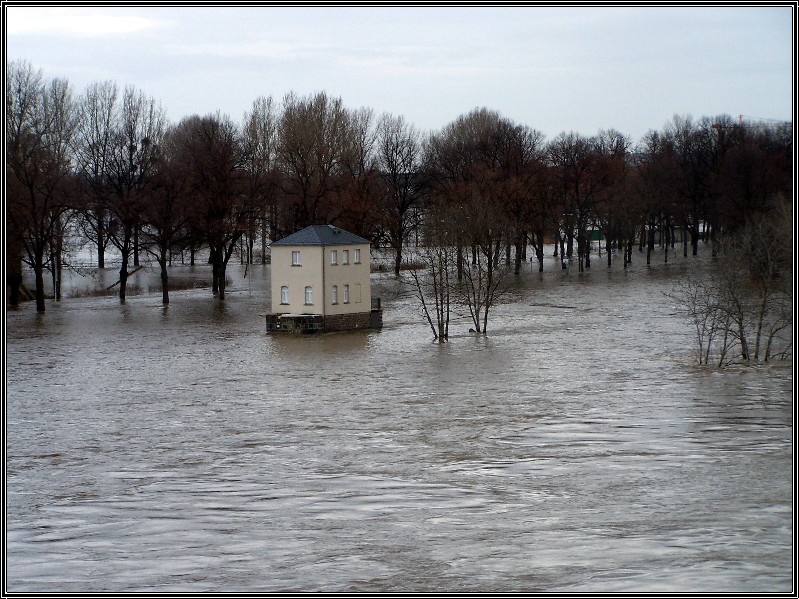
304;286;313;305
331;250;337;265
331;285;338;304
354;248;361;264
342;250;349;264
291;251;301;266
343;284;350;304
280;286;289;304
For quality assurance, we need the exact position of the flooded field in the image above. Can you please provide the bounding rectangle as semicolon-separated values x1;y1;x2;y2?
5;249;793;593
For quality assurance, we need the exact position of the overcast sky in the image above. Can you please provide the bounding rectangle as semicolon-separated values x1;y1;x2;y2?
5;4;794;143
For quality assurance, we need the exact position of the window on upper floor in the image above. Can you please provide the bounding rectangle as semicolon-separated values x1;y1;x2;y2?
342;250;349;264
291;251;301;266
354;248;361;264
331;250;337;265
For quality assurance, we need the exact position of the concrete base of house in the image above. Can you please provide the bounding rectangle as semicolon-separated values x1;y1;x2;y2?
265;313;324;333
265;309;382;334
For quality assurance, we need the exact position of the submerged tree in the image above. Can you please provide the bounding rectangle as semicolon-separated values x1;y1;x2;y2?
241;95;279;263
172;112;254;300
73;82;166;303
113;87;165;301
140;123;192;305
408;205;455;342
73;80;118;270
669;199;792;366
456;191;511;335
547;131;600;272
6;61;78;312
425;108;526;333
376;113;427;276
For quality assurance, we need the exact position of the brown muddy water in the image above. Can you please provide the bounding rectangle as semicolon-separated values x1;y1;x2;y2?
4;250;793;593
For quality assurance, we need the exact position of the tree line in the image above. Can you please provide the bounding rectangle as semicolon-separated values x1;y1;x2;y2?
6;59;793;359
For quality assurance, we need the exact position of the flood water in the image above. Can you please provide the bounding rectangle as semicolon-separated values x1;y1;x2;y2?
5;250;794;593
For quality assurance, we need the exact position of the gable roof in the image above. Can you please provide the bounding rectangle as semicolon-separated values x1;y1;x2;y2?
272;225;370;246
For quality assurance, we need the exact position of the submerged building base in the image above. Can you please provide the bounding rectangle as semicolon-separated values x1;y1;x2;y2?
265;308;382;334
265;313;324;334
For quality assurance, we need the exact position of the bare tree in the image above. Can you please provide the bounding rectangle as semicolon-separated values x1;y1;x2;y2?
105;86;165;302
6;61;78;312
140;124;191;305
73;83;165;302
496;123;546;275
667;277;730;366
426;108;523;333
275;91;350;235
632;130;680;266
669;198;792;366
664;114;715;257
173;112;253;300
242;95;279;263
591;129;631;267
376;113;427;276
335;106;382;237
456;191;511;334
408;205;456;342
73;80;118;269
548;131;607;272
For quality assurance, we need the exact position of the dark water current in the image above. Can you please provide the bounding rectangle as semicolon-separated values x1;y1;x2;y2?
5;252;793;593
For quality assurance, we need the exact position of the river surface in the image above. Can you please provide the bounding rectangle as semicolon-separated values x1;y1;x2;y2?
5;250;794;593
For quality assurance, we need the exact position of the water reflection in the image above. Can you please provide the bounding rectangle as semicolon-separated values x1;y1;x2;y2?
5;255;793;593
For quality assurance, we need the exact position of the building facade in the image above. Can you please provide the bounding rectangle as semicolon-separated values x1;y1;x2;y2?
266;225;381;332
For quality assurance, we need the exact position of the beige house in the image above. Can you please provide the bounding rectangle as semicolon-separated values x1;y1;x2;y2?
266;225;381;333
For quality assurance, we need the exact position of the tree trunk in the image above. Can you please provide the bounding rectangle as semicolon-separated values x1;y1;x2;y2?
159;252;170;305
51;248;60;302
97;217;106;269
584;233;591;269
537;237;544;272
119;260;128;304
8;273;22;306
133;225;140;267
738;320;749;361
211;247;220;295
394;244;402;277
119;232;132;304
683;221;689;257
261;215;268;265
218;269;226;300
34;261;46;313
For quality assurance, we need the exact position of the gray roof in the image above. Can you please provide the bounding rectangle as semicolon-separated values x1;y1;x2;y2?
272;225;370;246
